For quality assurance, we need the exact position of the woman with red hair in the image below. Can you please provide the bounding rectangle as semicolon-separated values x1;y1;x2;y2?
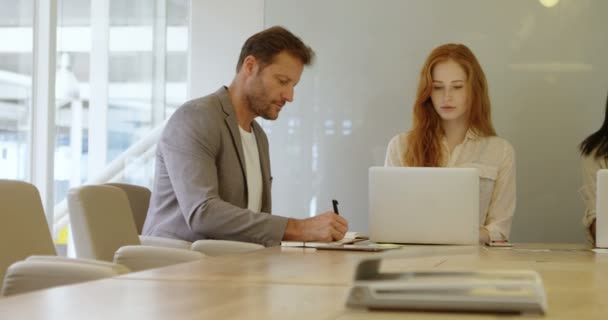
385;43;516;244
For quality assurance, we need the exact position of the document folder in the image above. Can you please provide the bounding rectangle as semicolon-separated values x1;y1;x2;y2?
346;253;547;314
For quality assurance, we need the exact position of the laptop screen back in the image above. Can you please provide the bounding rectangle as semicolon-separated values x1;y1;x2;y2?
369;167;479;245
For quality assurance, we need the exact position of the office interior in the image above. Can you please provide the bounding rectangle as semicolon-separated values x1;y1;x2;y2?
1;0;608;317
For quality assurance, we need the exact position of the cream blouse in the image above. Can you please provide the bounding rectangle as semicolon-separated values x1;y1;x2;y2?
580;153;607;243
384;130;516;241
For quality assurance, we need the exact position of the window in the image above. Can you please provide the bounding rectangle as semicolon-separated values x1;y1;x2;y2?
53;0;189;207
0;0;34;180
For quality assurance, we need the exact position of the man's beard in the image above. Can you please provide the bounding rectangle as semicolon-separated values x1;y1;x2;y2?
247;77;281;120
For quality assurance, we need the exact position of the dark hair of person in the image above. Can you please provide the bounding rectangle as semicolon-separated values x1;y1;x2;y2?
581;93;608;158
236;26;315;72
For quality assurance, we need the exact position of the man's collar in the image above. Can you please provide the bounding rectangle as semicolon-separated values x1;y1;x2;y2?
217;86;235;116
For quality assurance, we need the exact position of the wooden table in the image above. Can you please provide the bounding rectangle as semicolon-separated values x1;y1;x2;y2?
1;243;607;319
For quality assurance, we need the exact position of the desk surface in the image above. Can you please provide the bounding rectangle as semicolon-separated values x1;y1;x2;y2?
1;243;607;319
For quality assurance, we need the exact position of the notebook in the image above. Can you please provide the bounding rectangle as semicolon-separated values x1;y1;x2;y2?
315;242;402;252
369;167;479;245
281;231;369;248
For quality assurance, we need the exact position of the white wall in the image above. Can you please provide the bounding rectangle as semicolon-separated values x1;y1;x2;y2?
188;0;264;97
190;0;608;243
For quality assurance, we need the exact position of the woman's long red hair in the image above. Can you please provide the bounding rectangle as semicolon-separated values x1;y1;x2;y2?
403;43;496;167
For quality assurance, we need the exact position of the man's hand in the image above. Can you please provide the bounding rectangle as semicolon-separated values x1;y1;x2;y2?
283;211;348;242
479;227;490;244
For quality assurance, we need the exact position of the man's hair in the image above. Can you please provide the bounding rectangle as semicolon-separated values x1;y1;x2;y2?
236;26;315;72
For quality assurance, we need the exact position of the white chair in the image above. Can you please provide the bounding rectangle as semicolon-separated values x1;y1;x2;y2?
67;185;203;271
102;183;191;249
0;180;128;297
104;183;150;234
104;183;265;255
3;259;126;296
191;240;265;256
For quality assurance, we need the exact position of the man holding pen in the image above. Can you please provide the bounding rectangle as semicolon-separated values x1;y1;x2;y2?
143;26;348;247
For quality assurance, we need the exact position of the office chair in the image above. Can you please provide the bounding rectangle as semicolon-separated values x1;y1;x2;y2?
67;185;203;271
102;183;265;256
104;183;150;235
0;180;128;296
102;183;192;249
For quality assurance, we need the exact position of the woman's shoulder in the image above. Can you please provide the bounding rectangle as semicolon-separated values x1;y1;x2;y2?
471;136;515;166
388;132;409;147
480;135;515;153
385;132;410;167
582;151;608;170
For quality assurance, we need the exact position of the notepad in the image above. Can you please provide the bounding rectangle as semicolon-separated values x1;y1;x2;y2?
281;231;369;248
316;243;402;252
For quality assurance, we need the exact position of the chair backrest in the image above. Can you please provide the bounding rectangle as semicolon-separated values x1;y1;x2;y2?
67;185;141;262
104;183;151;234
0;180;56;283
190;240;264;256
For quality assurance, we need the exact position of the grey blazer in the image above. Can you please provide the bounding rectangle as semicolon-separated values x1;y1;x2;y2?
143;87;288;247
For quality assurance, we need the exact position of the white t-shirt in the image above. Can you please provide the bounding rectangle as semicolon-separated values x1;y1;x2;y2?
239;125;263;213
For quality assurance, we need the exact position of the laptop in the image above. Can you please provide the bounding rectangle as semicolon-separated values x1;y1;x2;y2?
368;166;479;245
596;169;608;248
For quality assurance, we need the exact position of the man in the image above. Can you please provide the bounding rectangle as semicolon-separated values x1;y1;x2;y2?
143;26;348;247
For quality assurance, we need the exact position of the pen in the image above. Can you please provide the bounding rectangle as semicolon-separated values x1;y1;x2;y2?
332;199;339;215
